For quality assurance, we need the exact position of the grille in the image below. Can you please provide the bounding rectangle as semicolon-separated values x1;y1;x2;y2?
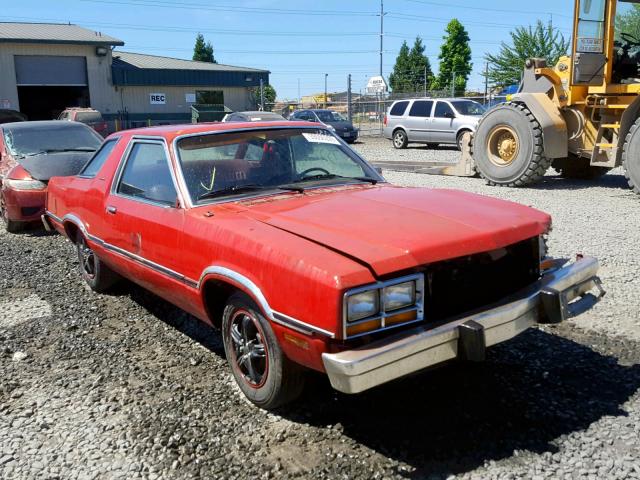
423;237;540;321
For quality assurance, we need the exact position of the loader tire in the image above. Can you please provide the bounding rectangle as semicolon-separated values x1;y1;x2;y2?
622;117;640;194
553;155;611;179
472;102;552;187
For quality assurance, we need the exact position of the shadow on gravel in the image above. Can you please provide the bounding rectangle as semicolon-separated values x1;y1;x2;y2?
530;172;630;192
281;329;640;479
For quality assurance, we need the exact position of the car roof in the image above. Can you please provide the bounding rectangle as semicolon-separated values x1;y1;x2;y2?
393;98;478;103
1;120;91;131
109;121;322;141
63;107;101;111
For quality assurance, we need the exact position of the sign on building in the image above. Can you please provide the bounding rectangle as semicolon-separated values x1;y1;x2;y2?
185;93;196;103
0;99;11;109
150;93;166;105
366;76;388;95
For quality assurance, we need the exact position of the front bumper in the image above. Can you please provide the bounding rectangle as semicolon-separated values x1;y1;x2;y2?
322;256;604;394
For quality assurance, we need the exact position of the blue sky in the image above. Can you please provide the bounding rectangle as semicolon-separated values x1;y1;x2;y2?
3;0;575;99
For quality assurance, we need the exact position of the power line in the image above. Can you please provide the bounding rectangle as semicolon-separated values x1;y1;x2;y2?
397;0;571;18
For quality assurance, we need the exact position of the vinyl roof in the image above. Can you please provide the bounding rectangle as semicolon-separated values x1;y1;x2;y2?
113;51;269;73
0;22;124;46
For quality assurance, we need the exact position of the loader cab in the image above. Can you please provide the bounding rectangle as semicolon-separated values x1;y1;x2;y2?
572;0;640;86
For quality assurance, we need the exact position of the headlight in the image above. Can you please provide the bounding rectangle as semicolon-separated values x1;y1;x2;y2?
347;290;379;322
3;178;46;190
383;281;416;312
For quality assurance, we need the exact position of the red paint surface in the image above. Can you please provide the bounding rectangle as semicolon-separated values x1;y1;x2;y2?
1;164;47;223
46;122;551;372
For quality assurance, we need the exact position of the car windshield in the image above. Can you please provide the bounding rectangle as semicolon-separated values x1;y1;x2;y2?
176;128;378;203
76;112;103;122
4;123;102;157
315;111;346;122
450;100;486;116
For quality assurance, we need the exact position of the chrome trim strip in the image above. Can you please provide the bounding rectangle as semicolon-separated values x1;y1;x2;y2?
198;266;335;338
45;210;63;224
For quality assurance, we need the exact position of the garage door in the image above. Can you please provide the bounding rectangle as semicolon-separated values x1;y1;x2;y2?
14;55;87;86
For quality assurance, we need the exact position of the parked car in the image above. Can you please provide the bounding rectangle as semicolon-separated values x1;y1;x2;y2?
44;121;603;409
0;121;102;232
290;109;359;143
58;107;109;137
222;111;287;122
0;109;27;125
383;98;485;150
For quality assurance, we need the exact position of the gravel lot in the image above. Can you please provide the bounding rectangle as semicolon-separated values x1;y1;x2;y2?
1;136;639;479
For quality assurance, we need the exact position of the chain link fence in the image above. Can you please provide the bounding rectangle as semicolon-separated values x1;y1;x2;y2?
264;91;507;137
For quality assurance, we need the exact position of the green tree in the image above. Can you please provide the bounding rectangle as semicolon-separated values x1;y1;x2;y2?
250;84;277;108
484;20;569;88
437;19;472;95
616;4;640;41
389;37;433;93
193;33;217;63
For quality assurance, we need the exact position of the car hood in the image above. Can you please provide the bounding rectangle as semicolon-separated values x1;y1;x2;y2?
234;185;550;277
17;151;94;181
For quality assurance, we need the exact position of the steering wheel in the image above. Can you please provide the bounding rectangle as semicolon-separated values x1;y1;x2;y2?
621;32;640;47
299;167;331;178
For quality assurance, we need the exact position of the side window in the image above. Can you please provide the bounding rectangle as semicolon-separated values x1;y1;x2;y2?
434;102;455;118
390;101;409;116
409;101;433;118
116;142;177;206
80;139;118;177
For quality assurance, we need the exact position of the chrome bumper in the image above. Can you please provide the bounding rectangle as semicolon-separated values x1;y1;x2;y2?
322;256;604;394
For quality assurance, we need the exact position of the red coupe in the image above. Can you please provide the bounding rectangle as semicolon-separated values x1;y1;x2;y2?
44;122;604;409
0;121;102;232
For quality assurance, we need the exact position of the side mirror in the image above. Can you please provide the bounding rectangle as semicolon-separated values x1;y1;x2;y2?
375;166;383;175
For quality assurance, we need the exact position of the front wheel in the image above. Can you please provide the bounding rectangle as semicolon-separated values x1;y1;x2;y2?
623;117;640;194
393;130;408;149
76;232;120;292
472;102;552;186
222;292;304;409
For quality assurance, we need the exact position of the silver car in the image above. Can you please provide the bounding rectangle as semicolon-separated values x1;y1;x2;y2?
383;98;485;150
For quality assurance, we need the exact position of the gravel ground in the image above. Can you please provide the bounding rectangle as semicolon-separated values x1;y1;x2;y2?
1;136;639;479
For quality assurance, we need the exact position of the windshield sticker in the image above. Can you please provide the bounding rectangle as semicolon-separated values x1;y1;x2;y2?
302;133;341;145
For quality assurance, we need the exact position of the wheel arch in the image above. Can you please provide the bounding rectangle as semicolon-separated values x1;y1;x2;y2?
510;92;568;159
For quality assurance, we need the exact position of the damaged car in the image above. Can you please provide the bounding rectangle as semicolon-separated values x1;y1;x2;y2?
44;122;604;409
0;121;102;232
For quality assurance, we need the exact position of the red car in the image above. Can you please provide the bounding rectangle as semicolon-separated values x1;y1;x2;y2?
58;108;109;137
0;121;102;232
44;122;604;409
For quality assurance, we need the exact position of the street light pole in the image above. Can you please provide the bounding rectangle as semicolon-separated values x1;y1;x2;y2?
380;0;384;77
324;73;328;109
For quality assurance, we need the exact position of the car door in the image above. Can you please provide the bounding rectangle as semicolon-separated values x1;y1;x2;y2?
104;138;187;298
431;101;457;144
406;100;434;142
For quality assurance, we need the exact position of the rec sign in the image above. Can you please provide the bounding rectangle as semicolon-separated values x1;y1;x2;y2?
150;93;166;105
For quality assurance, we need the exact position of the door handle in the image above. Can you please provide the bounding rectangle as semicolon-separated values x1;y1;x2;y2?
106;205;117;214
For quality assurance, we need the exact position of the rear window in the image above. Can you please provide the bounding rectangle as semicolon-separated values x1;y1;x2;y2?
76;112;103;123
390;101;409;116
409;100;433;117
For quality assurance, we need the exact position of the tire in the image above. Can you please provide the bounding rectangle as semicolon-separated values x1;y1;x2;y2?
0;200;23;233
393;129;408;149
623;117;640;194
76;232;120;292
472;102;552;186
222;292;304;410
553;155;611;179
456;130;471;151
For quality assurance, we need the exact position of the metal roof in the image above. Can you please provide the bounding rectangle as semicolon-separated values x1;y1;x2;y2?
113;51;268;73
0;22;124;46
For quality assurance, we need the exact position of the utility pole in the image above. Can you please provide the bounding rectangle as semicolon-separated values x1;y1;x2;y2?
451;72;456;97
424;65;427;97
379;0;384;77
484;62;489;105
297;78;300;107
324;73;328;109
347;74;353;122
259;78;265;110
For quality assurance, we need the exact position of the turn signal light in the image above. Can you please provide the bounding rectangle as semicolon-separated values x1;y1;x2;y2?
346;318;382;337
385;311;418;327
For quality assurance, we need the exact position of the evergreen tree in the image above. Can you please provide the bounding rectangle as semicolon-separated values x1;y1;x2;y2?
193;33;217;63
437;19;472;95
389;37;433;93
484;20;569;87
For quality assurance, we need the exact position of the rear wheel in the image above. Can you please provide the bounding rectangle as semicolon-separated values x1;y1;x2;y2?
472;102;552;186
393;129;408;149
623;117;640;194
222;292;304;409
553;155;611;179
76;232;120;292
456;130;471;151
0;199;23;233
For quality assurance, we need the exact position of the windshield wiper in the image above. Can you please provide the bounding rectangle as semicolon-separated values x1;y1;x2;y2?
292;174;379;185
197;184;304;201
21;148;96;157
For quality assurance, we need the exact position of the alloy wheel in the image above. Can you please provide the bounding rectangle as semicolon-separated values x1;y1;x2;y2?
78;237;97;279
229;309;268;388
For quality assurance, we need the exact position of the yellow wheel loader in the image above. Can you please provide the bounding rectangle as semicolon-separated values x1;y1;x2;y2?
469;0;640;192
